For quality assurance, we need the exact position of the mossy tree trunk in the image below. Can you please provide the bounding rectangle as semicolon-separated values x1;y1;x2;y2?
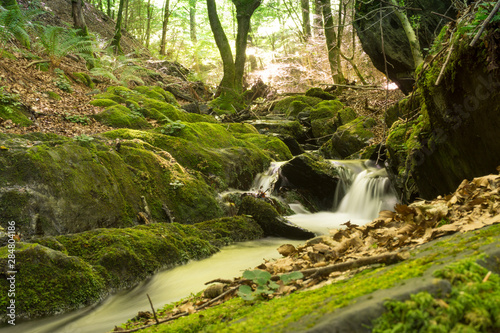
109;0;125;54
386;0;423;68
313;0;323;36
320;0;345;84
159;0;170;55
301;0;311;40
71;0;90;37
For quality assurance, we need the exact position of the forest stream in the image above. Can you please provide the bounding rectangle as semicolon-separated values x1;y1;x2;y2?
2;160;397;333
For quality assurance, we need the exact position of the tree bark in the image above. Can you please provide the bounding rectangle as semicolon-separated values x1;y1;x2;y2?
301;0;311;40
71;0;89;37
189;0;197;43
145;0;152;48
321;0;344;84
313;0;323;36
207;0;235;91
109;0;125;54
159;0;170;55
107;0;111;17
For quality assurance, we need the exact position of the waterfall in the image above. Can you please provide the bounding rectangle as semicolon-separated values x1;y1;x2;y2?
250;161;285;195
335;164;397;219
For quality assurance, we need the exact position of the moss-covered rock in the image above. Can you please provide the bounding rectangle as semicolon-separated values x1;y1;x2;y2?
0;133;224;236
319;117;375;159
237;196;315;239
0;91;32;126
45;91;61;101
305;87;337;100
275;153;341;211
133;86;180;107
72;72;95;88
93;104;152;129
244;119;306;142
89;99;118;107
273;95;323;115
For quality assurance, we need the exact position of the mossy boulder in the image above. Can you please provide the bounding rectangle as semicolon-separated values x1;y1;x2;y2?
309;100;356;140
93;104;152;129
0;133;224;236
0;92;33;127
244;119;306;142
102;121;288;190
72;72;95;88
133;86;179;107
385;93;422;128
319;117;376;159
237;196;315;239
275;154;341;211
0;217;264;320
89;99;118;107
305;87;337;100
273;95;322;115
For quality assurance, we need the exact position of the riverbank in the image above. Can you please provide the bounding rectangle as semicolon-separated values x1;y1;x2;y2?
114;172;500;332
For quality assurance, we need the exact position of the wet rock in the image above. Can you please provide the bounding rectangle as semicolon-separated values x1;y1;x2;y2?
204;283;225;299
238;196;315;239
278;244;298;257
275;154;340;211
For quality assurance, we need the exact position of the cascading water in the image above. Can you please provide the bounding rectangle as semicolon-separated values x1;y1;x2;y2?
4;159;398;333
286;159;398;234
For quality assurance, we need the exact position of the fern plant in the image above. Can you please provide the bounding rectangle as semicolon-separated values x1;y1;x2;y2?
90;52;147;87
34;25;95;68
0;5;43;49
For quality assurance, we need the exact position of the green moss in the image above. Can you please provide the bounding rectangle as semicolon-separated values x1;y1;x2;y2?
89;98;118;107
225;123;260;134
305;87;337;100
0;244;105;319
93;104;152;129
45;91;61;101
0;90;32;126
72;72;95;88
93;92;126;104
133;86;180;107
235;133;292;161
273;95;322;114
209;91;245;114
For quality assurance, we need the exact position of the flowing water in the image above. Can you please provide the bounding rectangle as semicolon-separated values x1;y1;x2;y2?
4;159;397;333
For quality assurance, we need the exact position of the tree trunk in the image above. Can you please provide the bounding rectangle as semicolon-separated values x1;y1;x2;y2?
124;0;129;29
109;0;125;54
301;0;311;40
189;0;197;43
207;0;235;91
321;0;344;84
72;0;89;37
107;0;111;17
313;0;323;36
387;0;423;68
145;0;152;48
159;0;170;55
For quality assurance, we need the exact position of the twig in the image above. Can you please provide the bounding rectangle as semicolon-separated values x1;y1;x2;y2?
196;286;239;310
297;252;406;279
205;278;233;285
482;271;492;283
435;43;455;86
318;83;383;90
430;11;456;22
146;294;159;325
25;59;50;69
470;0;500;47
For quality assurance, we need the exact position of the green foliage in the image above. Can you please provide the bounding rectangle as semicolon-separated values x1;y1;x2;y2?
372;260;500;332
65;114;90;125
0;4;43;49
160;117;186;135
90;53;147;87
74;134;94;143
34;25;95;68
238;270;303;301
54;68;73;93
